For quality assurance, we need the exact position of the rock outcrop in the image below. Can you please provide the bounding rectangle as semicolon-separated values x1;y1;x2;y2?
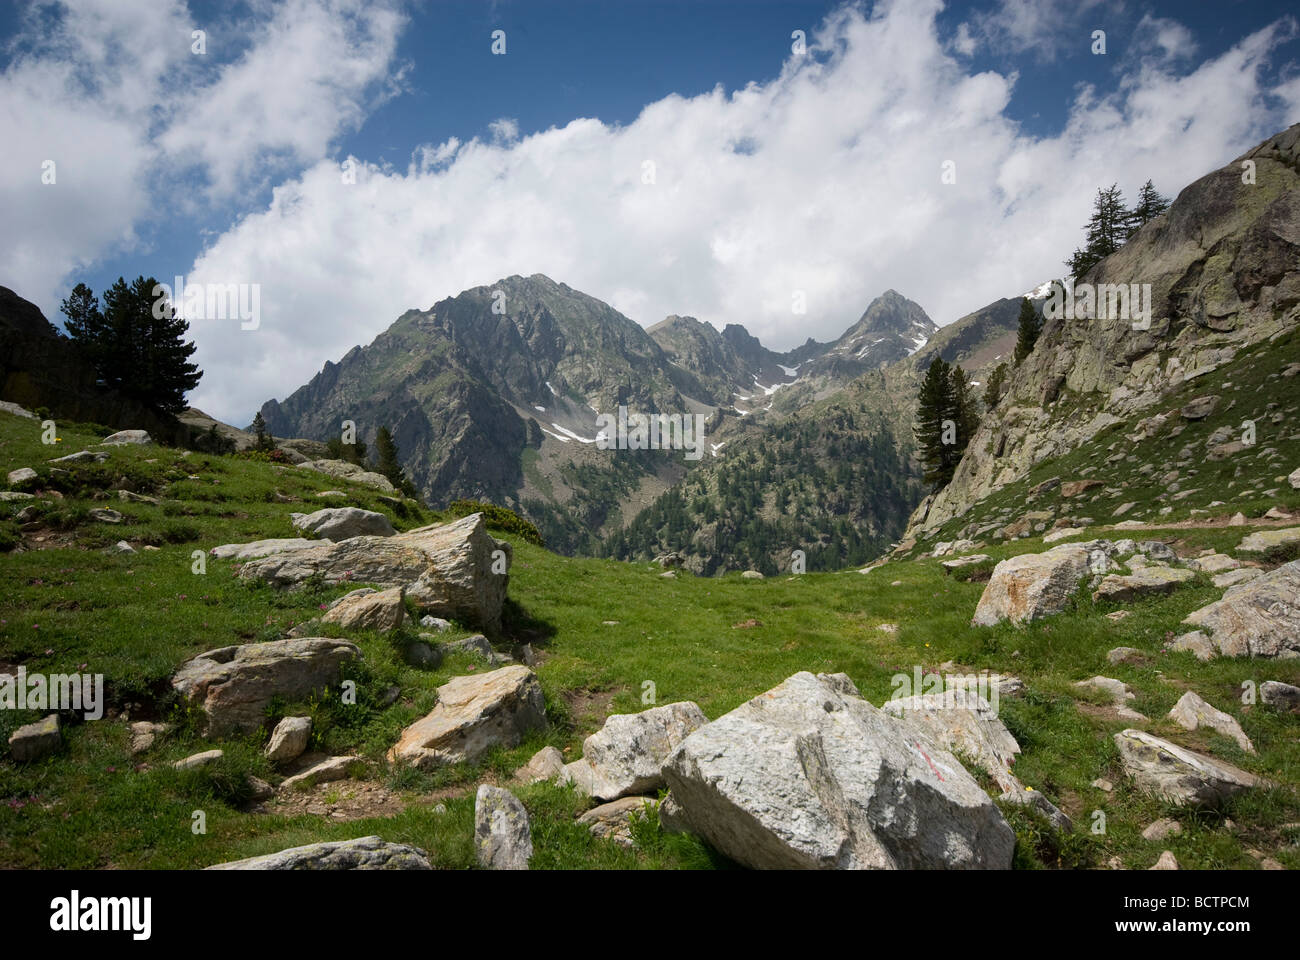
237;513;512;632
661;672;1015;869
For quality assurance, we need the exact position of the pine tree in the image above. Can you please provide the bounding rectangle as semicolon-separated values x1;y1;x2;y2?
61;276;202;415
1067;184;1128;279
949;365;979;456
1013;297;1042;366
1125;179;1169;237
373;425;419;497
983;362;1008;409
913;356;955;489
250;411;274;452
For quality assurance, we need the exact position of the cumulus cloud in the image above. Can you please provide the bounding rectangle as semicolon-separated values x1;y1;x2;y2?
181;0;1300;423
0;0;405;317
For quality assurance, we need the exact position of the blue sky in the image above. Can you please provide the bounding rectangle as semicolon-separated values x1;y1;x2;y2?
1;0;1298;423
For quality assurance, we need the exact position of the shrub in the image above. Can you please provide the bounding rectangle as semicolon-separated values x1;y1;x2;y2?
444;499;544;547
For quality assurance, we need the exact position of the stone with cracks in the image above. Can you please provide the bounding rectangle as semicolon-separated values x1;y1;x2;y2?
567;701;710;802
322;586;405;633
207;836;430;870
883;689;1021;792
290;507;395;541
1113;729;1266;808
387;665;545;770
1181;560;1300;658
474;785;532;870
6;467;36;485
237;513;512;633
662;671;1015;869
1168;691;1254;753
171;638;360;736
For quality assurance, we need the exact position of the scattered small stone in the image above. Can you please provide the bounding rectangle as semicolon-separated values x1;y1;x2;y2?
1150;850;1179;870
1142;818;1183;842
7;714;61;761
173;749;224;770
265;716;312;764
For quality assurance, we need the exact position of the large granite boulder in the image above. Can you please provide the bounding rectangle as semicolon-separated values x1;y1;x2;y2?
171;638;360;736
207;836;430;870
1180;560;1300;658
661;672;1015;869
321;585;405;632
387;665;546;770
237;513;512;632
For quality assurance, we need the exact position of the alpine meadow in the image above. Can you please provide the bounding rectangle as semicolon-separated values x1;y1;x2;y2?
1;0;1299;938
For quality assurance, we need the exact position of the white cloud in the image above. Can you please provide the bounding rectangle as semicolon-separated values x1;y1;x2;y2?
0;0;405;319
179;1;1300;424
968;0;1110;61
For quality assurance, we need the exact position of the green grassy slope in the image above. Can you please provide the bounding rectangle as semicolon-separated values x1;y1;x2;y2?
1;410;1297;869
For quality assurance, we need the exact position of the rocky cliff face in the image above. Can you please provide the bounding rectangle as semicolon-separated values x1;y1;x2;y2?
906;124;1300;541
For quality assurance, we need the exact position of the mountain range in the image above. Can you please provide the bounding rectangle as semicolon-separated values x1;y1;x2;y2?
253;268;1020;566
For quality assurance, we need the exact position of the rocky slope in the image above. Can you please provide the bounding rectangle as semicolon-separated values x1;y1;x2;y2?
906;124;1300;544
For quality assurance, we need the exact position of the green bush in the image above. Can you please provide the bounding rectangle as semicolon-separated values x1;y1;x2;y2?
445;499;544;547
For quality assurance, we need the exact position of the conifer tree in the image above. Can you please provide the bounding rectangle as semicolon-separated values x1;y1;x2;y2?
1066;184;1128;279
913;356;956;489
1125;179;1170;237
1013;297;1042;366
983;362;1008;409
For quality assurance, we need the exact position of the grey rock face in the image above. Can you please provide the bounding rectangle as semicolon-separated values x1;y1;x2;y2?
387;665;546;770
7;714;61;761
290;506;396;541
566;701;710;802
265;716;312;763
